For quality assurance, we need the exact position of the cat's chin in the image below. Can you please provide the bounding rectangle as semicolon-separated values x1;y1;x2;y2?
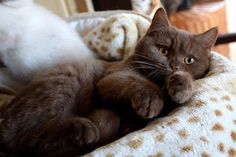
151;75;168;86
164;69;175;78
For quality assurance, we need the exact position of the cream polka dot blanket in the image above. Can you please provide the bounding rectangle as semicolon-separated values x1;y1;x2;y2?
83;52;236;156
69;12;150;61
83;13;149;60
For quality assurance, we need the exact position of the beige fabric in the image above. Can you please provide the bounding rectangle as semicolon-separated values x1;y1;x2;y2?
68;11;151;60
68;10;151;37
83;13;150;60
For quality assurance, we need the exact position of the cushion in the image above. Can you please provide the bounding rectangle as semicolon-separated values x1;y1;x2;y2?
83;14;150;60
68;11;150;61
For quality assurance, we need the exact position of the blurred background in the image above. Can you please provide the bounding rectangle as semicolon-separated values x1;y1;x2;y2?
35;0;236;62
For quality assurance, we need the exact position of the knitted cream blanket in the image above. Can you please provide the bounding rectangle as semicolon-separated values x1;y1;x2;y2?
83;13;150;61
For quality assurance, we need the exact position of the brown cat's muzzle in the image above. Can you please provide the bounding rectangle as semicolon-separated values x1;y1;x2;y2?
166;67;174;76
170;64;180;72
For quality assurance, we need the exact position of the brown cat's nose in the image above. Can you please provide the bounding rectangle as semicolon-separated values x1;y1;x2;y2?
170;64;179;71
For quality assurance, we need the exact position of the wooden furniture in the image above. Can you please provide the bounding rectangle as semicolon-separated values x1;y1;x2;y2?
216;33;236;45
91;0;132;11
76;0;94;12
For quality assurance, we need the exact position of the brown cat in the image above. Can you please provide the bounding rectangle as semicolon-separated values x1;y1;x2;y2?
0;8;218;157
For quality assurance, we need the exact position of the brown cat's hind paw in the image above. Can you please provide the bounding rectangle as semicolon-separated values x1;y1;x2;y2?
72;118;100;146
132;91;164;119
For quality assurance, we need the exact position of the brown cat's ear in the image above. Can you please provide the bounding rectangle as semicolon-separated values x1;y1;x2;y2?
148;7;170;33
195;27;218;52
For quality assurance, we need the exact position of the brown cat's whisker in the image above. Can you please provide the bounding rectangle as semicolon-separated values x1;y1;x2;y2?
131;64;157;69
131;61;165;69
130;66;156;71
148;70;161;79
147;70;157;78
132;54;166;67
134;56;166;68
133;54;154;62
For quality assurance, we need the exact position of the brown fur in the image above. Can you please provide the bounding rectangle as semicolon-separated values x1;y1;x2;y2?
0;8;218;156
0;60;107;156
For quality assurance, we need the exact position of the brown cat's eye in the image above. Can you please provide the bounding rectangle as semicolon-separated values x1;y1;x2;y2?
184;57;195;65
159;48;168;56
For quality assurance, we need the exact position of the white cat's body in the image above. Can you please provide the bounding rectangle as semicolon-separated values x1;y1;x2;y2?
0;0;93;89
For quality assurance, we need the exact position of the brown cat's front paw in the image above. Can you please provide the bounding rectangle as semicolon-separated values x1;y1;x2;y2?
72;118;100;146
131;90;163;119
167;71;193;104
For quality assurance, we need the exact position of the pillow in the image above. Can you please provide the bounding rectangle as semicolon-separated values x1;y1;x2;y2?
83;13;150;61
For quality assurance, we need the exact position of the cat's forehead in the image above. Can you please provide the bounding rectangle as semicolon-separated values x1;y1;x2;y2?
149;27;194;48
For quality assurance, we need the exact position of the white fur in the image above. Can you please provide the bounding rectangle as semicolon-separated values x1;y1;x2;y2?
0;0;93;87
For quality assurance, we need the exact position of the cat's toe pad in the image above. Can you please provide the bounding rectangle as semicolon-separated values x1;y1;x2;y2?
167;71;193;104
168;87;192;104
132;92;163;119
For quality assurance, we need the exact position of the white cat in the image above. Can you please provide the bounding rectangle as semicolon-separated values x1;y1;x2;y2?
0;0;93;90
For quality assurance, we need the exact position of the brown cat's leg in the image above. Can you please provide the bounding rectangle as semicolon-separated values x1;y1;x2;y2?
43;109;121;157
88;109;121;146
167;71;193;104
0;61;106;156
97;70;164;119
14;117;99;156
66;117;100;146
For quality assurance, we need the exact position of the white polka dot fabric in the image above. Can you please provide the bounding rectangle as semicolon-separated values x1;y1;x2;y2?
83;14;150;61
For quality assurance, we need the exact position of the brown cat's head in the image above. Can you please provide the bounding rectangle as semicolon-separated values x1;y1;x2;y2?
130;8;218;81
